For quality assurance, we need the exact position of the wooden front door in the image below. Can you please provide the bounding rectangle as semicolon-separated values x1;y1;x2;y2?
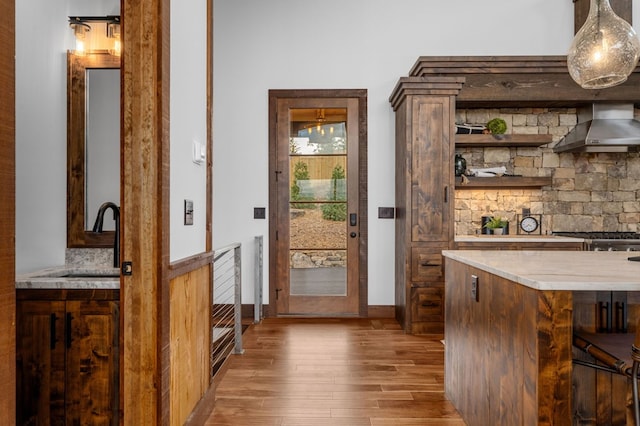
269;92;366;316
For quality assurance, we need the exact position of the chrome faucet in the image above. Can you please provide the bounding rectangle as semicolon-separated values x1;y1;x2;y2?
92;202;120;268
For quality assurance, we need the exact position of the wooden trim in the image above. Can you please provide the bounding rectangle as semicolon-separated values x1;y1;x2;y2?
455;134;553;147
206;0;213;252
16;289;119;301
455;176;553;189
168;251;215;280
67;51;120;248
0;0;15;418
367;305;395;318
121;0;171;423
261;304;393;319
408;56;640;108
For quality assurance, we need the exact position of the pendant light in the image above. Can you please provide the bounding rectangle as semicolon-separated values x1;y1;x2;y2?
567;0;640;89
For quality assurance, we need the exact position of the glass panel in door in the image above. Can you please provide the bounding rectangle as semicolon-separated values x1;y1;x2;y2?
289;109;348;298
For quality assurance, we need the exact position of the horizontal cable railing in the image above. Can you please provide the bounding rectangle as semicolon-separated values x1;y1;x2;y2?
255;235;263;324
211;242;244;380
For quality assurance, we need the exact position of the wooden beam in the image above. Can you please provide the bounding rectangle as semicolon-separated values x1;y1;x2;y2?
409;56;640;108
121;0;171;424
0;0;15;419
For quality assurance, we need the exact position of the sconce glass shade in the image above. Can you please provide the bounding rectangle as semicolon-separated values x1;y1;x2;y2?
69;22;91;56
107;23;121;57
567;0;640;89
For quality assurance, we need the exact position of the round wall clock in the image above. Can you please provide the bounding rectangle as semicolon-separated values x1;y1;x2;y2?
519;216;539;234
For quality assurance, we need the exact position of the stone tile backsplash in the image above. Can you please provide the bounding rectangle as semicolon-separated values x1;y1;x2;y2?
66;248;114;267
455;108;640;235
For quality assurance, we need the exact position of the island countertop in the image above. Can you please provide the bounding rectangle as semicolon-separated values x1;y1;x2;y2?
442;250;640;291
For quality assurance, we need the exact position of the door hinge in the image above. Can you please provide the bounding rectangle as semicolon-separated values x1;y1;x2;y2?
276;230;279;241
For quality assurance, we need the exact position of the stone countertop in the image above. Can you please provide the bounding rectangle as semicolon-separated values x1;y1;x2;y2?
442;250;640;291
16;265;120;290
455;235;585;243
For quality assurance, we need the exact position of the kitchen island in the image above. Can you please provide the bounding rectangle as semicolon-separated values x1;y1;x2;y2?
442;250;640;426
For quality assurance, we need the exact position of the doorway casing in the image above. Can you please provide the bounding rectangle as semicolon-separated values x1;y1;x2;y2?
267;89;368;318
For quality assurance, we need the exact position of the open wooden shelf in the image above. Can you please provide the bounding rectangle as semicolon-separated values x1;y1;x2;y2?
455;134;553;147
455;175;553;189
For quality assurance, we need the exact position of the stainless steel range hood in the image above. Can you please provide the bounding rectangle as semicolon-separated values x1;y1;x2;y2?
553;103;640;153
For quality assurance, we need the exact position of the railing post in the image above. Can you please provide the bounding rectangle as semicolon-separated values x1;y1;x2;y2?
233;245;244;354
254;235;263;324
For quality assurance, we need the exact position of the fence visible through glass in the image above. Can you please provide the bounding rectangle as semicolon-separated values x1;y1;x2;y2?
289;108;347;296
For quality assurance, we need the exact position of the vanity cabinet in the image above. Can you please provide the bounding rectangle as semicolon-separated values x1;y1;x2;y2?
389;77;464;334
16;289;119;425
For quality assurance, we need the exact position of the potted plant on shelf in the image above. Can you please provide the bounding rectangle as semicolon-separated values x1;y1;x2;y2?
483;216;508;235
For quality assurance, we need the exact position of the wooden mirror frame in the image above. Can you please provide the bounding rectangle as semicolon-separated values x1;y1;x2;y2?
67;50;121;248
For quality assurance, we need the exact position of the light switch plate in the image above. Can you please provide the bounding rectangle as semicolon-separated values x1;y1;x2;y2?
184;200;194;225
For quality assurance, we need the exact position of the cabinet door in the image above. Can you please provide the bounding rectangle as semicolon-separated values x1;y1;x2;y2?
410;96;453;243
16;300;66;426
65;300;120;426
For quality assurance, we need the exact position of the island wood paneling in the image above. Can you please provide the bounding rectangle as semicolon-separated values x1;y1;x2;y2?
571;291;640;424
121;0;171;423
169;264;211;426
445;258;573;425
0;0;15;420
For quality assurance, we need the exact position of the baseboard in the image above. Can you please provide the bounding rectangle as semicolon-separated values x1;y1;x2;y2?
245;304;395;319
367;305;395;318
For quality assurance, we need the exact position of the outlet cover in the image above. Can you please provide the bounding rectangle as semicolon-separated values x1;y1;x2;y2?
378;207;395;219
254;207;266;219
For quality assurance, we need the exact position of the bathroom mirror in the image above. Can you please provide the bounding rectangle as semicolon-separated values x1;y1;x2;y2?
67;51;121;248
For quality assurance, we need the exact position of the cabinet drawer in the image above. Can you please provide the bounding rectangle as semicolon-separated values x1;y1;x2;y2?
411;248;444;282
410;286;444;323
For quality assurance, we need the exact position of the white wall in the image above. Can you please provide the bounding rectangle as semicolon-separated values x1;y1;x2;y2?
16;0;209;272
15;0;119;274
170;0;209;261
213;0;634;305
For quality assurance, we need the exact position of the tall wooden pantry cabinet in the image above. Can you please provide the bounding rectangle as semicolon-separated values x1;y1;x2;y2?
389;77;464;334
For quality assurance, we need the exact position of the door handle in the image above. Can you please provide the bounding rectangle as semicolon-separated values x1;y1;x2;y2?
349;213;357;226
350;232;357;238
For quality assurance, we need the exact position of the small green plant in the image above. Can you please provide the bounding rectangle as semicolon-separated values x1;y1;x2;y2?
291;161;314;209
483;216;507;229
486;118;507;134
322;164;347;221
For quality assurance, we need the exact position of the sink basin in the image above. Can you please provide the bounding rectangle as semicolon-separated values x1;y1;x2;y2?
31;268;120;278
57;271;120;278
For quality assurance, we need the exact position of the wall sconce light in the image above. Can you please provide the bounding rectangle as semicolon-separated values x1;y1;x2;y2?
69;16;121;56
107;22;121;57
567;0;640;89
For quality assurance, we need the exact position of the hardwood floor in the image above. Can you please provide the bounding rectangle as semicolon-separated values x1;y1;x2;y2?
204;318;465;425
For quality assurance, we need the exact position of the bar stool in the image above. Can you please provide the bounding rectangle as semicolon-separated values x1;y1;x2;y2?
573;324;640;425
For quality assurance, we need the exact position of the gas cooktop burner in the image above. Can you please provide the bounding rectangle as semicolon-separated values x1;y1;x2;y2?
553;231;640;240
